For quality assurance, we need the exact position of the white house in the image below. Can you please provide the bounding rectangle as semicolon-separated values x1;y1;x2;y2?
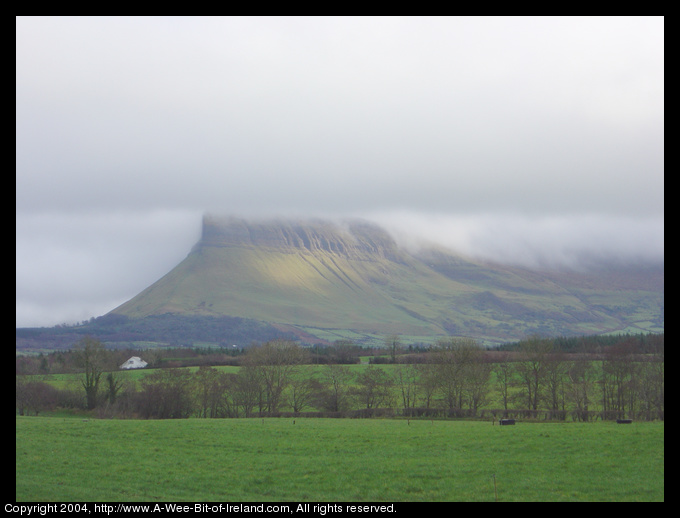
120;356;148;370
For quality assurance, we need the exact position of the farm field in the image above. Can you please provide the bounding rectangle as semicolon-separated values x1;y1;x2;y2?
24;360;657;420
16;416;663;502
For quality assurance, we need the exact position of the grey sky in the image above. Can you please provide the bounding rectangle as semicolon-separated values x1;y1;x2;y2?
16;16;664;327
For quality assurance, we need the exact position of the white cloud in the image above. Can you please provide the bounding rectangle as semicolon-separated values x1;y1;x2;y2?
16;17;664;326
367;210;664;269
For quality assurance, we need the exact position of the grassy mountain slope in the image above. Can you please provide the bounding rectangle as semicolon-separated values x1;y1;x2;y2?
109;216;663;344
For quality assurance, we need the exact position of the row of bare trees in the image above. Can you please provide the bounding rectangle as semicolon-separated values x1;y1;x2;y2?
17;336;663;421
491;336;664;421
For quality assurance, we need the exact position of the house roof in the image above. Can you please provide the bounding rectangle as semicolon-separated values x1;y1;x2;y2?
120;356;148;369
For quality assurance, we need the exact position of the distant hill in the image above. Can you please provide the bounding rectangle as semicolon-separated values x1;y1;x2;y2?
103;215;663;346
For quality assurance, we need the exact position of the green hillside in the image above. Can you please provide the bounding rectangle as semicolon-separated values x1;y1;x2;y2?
109;216;664;344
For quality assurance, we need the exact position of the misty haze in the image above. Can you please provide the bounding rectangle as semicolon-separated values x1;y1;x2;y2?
16;17;663;328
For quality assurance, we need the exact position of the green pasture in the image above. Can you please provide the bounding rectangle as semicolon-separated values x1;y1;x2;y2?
16;417;663;502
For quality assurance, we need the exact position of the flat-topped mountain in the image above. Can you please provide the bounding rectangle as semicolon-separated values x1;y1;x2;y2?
200;216;402;260
109;215;664;344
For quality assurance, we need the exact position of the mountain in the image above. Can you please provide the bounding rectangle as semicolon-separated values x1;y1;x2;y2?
108;215;664;345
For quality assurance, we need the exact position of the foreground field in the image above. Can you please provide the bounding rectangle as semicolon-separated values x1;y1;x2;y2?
16;417;663;502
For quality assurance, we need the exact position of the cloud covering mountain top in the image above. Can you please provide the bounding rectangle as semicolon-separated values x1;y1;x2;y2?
16;17;663;327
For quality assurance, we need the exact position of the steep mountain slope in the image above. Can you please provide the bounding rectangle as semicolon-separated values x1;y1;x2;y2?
109;216;664;344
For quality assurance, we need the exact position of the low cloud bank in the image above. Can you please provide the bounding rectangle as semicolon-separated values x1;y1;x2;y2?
16;209;663;327
365;211;664;271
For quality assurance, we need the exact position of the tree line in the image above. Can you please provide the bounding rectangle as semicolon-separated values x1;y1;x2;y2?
16;334;663;421
16;313;297;352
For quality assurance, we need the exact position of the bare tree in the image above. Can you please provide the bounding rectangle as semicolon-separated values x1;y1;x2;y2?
492;354;513;411
514;335;552;411
318;364;353;412
73;336;107;410
385;335;401;364
137;369;194;419
285;374;317;414
432;337;484;414
354;365;394;409
16;377;57;415
543;350;568;415
232;370;260;417
567;353;596;421
195;366;232;418
395;364;419;415
242;340;308;414
415;363;439;409
464;358;492;416
16;376;28;415
601;340;640;419
104;372;123;406
637;354;664;420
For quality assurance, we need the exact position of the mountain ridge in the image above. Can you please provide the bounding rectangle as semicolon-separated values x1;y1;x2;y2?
198;215;405;262
109;216;664;345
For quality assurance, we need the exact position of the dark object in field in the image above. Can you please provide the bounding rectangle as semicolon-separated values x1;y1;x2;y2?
499;419;516;426
616;419;633;424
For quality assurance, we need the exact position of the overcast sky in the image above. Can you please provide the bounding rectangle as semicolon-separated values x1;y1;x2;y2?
16;16;664;327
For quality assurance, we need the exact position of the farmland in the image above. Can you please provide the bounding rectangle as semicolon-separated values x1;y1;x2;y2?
16;335;664;502
17;334;664;422
15;416;663;502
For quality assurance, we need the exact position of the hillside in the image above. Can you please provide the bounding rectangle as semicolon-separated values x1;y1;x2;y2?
107;215;664;345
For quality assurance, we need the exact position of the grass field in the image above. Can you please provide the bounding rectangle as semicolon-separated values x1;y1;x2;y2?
16;417;663;502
